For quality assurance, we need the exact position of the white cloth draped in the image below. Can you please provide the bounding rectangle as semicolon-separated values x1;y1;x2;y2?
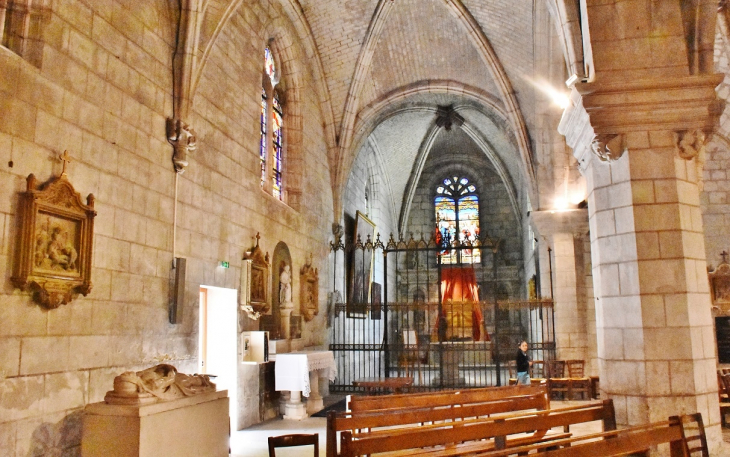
274;351;337;397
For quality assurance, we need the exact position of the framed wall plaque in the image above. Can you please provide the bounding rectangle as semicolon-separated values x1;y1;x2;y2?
710;261;730;308
12;173;96;308
242;233;270;317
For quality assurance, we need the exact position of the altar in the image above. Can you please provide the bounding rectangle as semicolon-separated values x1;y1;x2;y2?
274;350;337;419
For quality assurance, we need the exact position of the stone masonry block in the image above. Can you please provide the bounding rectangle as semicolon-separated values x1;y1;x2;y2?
635;232;660;259
0;376;44;422
631;180;655;204
622;328;645;359
47;299;94;336
20;337;70;375
645;361;671;396
629;148;677;181
640;293;666;327
42;371;87;414
645;327;692;360
0;337;20;377
634;203;681;232
618;260;641;296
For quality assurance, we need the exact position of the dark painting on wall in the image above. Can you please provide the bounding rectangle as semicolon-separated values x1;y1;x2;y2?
347;211;374;318
371;282;381;320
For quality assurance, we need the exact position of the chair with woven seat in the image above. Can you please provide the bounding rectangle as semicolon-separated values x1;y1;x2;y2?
546;360;569;399
268;433;319;457
565;359;591;400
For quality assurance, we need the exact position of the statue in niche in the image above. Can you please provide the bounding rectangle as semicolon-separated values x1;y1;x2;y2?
279;262;292;308
104;364;216;405
300;253;319;321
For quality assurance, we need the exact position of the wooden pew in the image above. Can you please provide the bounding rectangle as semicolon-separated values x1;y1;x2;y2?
328;385;550;457
348;384;548;413
462;412;708;457
337;400;616;457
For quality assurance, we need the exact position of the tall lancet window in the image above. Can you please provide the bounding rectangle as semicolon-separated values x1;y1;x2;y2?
260;46;285;199
272;91;283;199
435;176;480;264
259;86;267;188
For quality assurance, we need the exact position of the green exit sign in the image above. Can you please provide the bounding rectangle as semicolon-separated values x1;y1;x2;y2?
219;261;229;268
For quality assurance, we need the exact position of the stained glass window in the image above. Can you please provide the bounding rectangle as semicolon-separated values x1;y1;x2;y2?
260;87;267;189
272;91;283;199
261;47;284;200
265;47;276;81
434;176;480;264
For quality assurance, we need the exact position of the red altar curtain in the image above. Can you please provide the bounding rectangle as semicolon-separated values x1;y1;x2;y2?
440;268;488;341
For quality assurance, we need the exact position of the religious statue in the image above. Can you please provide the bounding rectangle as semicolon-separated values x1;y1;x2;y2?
279;263;292;308
300;253;319;321
104;364;216;405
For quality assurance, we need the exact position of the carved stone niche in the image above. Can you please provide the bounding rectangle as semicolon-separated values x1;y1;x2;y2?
300;253;319;322
12;173;96;309
241;233;271;317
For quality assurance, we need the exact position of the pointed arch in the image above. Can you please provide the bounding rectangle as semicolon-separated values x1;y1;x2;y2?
190;0;338;211
335;0;536;216
398;108;520;235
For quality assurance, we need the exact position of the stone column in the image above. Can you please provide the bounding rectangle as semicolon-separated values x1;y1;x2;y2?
532;210;590;364
558;73;723;452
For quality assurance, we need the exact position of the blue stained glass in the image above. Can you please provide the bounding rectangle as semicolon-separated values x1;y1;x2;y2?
260;87;267;188
272;91;283;199
434;177;480;264
265;47;276;83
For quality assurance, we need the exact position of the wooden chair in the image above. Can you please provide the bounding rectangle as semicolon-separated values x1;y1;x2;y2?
268;433;319;457
546;360;569;400
565;359;585;377
676;413;709;456
507;360;517;385
718;370;730;401
719;371;730;426
546;360;566;378
566;359;591;400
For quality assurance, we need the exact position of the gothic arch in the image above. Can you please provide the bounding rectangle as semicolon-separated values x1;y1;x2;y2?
191;0;338;207
334;0;536;216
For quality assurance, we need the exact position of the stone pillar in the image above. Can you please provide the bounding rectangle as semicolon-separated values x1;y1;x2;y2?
532;210;590;364
585;131;719;426
558;72;724;452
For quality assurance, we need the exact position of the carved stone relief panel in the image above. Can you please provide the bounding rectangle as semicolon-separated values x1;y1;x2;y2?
12;169;96;309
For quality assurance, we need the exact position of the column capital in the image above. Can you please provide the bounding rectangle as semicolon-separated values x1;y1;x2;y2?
576;74;724;135
559;74;724;172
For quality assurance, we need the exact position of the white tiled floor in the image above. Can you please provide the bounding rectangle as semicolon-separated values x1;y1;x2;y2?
230;397;730;457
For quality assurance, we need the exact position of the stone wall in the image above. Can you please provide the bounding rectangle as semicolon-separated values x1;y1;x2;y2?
0;1;333;455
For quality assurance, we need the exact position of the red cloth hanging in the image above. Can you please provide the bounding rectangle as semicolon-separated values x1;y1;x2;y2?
440;267;485;341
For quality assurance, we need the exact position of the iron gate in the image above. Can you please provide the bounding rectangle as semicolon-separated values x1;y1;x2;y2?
328;233;555;393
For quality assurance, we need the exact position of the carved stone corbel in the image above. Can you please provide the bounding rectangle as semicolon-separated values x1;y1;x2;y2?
674;129;708;160
166;118;197;173
591;134;626;163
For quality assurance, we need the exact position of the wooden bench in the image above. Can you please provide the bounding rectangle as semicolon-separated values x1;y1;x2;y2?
337;400;617;457
352;376;413;394
460;412;708;457
328;385;550;457
348;384;548;413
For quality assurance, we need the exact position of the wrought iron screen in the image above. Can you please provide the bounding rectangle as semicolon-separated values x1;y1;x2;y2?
328;233;555;393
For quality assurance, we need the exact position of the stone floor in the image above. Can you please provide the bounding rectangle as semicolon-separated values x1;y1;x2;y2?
230;397;730;456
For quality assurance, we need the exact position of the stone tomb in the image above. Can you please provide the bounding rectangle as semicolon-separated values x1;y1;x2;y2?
82;390;229;457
